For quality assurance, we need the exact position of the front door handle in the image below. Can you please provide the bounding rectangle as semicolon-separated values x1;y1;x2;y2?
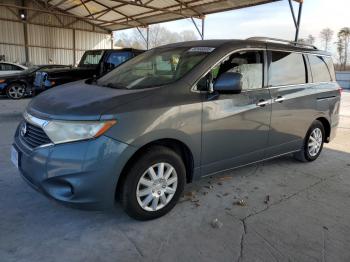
274;96;285;103
256;99;269;107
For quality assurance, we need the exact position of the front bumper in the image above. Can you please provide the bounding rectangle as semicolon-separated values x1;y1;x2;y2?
13;128;136;210
0;83;8;94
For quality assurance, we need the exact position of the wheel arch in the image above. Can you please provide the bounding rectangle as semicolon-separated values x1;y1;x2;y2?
116;138;195;200
7;80;27;87
316;117;331;143
6;81;28;99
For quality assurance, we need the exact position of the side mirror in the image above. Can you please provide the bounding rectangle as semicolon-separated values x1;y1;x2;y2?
213;72;242;94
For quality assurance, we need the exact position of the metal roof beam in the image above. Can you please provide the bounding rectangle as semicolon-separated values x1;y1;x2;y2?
108;0;197;19
91;0;147;27
80;0;95;19
0;3;121;31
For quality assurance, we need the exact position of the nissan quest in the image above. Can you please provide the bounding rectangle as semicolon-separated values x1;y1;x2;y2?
12;38;341;220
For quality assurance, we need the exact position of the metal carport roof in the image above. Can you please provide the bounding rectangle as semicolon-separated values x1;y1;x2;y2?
17;0;283;32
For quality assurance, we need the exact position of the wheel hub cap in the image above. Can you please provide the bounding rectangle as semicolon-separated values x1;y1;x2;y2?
308;128;323;157
136;162;178;212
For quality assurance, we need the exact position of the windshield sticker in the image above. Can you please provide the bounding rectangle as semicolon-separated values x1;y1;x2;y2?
188;47;215;53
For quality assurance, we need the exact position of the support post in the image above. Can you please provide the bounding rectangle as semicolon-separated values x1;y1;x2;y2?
201;16;205;40
23;22;29;64
146;26;149;50
110;32;113;49
72;29;76;66
294;1;303;42
136;26;149;49
191;17;204;40
288;0;303;42
21;0;29;64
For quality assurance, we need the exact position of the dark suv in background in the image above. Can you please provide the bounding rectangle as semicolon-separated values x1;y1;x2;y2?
12;38;340;220
33;48;143;93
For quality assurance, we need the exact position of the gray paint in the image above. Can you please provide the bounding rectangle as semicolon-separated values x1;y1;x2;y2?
13;39;341;209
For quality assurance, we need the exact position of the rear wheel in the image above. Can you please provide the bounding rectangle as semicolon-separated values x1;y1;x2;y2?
6;83;26;99
121;146;186;220
294;120;325;162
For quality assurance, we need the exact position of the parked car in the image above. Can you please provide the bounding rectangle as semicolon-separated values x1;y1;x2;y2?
33;48;143;93
12;38;341;220
0;62;27;76
0;64;70;99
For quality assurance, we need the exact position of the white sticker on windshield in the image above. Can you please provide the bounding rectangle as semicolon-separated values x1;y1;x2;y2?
188;47;215;53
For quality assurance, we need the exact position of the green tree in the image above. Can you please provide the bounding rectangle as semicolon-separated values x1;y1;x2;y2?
114;25;198;50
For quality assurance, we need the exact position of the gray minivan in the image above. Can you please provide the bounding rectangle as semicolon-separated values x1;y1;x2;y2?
12;38;341;220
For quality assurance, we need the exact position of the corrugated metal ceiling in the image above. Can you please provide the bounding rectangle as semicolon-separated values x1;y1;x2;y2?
43;0;281;31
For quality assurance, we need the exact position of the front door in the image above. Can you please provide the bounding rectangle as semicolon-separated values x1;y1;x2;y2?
200;50;272;176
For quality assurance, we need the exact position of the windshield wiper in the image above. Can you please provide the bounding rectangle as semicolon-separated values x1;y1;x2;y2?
102;83;126;89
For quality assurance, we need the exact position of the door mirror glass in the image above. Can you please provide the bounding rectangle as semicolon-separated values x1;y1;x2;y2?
213;72;242;94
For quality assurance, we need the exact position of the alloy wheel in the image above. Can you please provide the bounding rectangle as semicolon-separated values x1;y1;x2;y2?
8;84;25;99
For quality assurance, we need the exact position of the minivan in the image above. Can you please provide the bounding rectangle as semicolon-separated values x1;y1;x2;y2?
12;38;341;220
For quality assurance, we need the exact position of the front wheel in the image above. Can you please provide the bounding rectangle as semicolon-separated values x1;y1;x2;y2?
294;120;325;162
121;146;186;220
6;83;26;99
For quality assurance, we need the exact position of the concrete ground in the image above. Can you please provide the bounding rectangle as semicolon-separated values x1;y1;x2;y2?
0;92;350;262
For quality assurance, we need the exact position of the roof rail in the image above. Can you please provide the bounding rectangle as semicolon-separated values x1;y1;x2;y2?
246;37;318;50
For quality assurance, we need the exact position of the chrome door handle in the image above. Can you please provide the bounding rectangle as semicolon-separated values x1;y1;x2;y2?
256;100;269;107
274;96;285;103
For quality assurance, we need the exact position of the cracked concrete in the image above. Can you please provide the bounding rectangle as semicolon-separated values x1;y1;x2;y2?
0;92;350;262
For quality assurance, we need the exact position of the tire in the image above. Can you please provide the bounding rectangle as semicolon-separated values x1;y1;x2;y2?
294;120;325;162
121;145;186;220
6;83;26;99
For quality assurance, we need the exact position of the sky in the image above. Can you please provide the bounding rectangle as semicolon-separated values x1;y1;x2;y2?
114;0;349;54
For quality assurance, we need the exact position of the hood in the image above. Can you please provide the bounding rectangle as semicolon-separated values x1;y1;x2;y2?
43;67;95;77
0;72;28;79
27;80;152;121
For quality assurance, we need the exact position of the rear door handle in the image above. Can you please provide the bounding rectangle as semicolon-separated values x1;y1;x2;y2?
274;96;285;103
256;99;269;107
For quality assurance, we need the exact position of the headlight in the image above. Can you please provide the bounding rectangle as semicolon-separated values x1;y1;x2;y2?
42;120;116;144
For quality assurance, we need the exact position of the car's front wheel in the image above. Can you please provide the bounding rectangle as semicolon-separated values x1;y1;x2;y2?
121;146;186;220
294;120;325;162
6;83;26;99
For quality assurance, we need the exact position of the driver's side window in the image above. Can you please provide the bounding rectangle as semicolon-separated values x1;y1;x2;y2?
196;50;264;91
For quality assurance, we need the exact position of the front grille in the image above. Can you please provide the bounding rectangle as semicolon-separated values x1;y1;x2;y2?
20;121;52;148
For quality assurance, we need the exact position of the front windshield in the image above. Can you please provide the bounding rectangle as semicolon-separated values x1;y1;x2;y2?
79;50;104;67
97;47;213;89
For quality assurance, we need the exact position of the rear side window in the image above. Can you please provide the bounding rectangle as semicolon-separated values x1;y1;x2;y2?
0;63;22;71
308;55;335;82
269;51;306;86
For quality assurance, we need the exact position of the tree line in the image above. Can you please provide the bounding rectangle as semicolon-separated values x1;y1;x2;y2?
299;27;350;71
115;25;350;71
114;24;198;50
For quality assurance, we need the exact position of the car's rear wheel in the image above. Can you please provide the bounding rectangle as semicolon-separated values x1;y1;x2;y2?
294;120;325;162
121;146;185;220
6;83;26;99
